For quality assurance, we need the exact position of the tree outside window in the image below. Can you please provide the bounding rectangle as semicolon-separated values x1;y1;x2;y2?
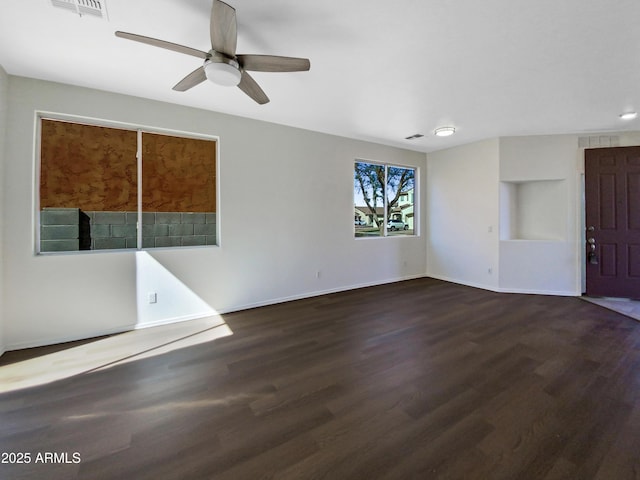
354;161;416;238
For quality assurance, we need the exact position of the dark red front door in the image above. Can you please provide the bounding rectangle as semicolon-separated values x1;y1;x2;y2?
585;146;640;299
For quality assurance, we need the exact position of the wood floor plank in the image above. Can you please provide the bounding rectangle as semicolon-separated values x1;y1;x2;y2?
1;278;640;479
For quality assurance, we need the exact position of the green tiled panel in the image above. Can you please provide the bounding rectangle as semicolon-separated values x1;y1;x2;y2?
41;225;79;240
41;239;79;252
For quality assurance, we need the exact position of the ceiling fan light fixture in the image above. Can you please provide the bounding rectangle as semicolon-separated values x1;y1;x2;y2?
204;59;241;87
116;0;309;103
435;126;456;137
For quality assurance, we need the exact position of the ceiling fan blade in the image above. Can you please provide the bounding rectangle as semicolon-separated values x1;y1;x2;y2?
115;31;208;59
238;71;269;105
236;55;311;72
173;67;207;92
210;0;237;57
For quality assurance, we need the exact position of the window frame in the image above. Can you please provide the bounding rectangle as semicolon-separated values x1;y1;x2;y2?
353;158;418;239
34;111;221;255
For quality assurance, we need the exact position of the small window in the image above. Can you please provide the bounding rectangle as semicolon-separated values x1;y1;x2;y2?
38;117;217;253
354;160;416;238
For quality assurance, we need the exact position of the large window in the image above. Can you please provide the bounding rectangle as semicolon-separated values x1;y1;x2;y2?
354;160;416;238
38;117;217;253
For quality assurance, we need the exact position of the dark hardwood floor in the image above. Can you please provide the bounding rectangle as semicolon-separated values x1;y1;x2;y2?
1;278;639;479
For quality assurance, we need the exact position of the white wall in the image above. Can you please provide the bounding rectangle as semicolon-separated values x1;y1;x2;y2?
613;132;640;148
498;135;579;295
3;76;426;349
0;65;8;356
426;134;584;296
426;139;500;290
428;132;640;297
135;251;216;328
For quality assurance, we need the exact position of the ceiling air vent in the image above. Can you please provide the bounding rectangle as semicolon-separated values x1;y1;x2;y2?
50;0;108;19
405;133;424;140
578;135;620;149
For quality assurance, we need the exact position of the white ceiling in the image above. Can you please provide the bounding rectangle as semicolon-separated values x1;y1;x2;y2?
1;0;639;153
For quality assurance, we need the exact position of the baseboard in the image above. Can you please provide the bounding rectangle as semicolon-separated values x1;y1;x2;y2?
4;274;427;351
5;325;134;352
426;273;498;293
427;273;579;297
133;311;218;330
494;287;579;296
5;313;217;351
4;274;582;353
217;273;427;314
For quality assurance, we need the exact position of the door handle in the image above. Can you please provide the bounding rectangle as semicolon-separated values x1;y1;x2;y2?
587;237;598;264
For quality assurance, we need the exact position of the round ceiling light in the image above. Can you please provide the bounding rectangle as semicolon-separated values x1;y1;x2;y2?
619;111;638;120
204;59;242;87
434;126;456;137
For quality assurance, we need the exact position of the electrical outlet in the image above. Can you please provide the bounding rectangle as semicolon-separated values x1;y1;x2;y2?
488;268;493;275
316;270;321;279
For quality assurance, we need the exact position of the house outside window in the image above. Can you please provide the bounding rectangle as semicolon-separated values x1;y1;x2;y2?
354;160;416;238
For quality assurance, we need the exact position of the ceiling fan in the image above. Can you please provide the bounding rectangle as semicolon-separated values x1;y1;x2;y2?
115;0;310;105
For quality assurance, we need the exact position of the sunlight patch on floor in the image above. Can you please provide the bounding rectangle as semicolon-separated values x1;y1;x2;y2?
0;316;233;394
65;394;260;422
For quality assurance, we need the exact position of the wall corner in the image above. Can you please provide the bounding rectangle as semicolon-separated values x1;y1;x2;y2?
0;65;9;356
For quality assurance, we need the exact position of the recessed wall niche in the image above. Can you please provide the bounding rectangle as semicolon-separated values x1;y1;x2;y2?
499;179;566;241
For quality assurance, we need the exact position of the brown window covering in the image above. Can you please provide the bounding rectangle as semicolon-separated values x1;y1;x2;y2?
40;120;217;213
142;132;216;213
40;119;138;211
